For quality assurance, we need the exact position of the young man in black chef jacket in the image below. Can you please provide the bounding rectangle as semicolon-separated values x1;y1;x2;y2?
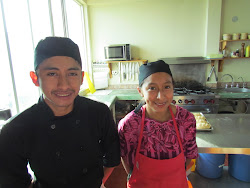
0;37;120;188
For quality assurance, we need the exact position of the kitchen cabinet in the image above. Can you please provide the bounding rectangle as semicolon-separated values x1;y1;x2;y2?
213;39;250;72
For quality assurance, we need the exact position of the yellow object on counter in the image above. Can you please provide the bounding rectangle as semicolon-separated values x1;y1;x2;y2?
245;45;250;57
191;159;196;171
85;72;96;94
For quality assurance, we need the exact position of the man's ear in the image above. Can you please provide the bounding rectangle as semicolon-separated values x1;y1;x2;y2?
30;71;39;86
137;86;144;97
81;71;84;84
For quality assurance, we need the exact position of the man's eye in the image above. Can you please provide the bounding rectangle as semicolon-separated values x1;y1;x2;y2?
47;73;56;76
69;72;78;76
165;86;171;89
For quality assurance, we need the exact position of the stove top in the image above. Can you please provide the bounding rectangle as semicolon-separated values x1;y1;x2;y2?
174;87;214;96
172;87;219;106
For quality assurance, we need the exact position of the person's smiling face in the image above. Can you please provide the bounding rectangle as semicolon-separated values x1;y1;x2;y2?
138;72;174;117
30;56;83;116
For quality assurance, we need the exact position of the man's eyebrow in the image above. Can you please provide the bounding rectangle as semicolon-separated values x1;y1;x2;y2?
43;67;59;70
42;67;81;71
68;67;81;71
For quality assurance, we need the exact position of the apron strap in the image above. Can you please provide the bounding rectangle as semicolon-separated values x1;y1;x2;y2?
134;105;146;163
169;106;184;153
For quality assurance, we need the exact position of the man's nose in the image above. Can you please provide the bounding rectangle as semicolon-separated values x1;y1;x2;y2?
57;75;69;88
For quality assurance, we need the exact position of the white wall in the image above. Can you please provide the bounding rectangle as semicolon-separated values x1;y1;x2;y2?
87;0;250;86
88;0;210;62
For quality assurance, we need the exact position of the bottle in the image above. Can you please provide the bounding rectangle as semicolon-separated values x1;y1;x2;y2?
246;45;250;57
241;43;245;57
222;46;228;57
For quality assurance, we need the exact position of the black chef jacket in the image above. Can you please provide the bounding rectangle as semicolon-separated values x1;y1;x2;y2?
0;96;120;188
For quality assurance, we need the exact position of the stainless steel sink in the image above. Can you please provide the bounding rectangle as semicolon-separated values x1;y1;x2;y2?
221;88;250;93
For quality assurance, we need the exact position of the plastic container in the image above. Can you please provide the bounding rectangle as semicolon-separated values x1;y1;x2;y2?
228;154;250;182
196;154;225;179
245;45;250;57
232;33;240;40
223;34;232;40
240;33;248;40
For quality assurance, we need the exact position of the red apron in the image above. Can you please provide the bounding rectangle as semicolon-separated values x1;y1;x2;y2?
127;106;189;188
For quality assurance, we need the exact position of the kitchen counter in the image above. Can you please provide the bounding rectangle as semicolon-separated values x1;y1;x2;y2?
85;88;250;109
85;90;250;155
197;114;250;154
85;89;142;109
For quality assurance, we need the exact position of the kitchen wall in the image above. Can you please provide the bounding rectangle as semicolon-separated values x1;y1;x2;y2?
219;0;250;85
87;0;250;88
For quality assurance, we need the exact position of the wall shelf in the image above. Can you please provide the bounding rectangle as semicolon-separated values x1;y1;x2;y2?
216;38;250;72
219;39;250;51
209;57;250;72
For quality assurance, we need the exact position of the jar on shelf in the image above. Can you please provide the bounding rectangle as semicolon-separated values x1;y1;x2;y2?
240;33;248;40
232;33;240;40
223;34;232;40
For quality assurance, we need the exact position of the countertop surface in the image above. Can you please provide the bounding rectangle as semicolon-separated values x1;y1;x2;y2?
197;114;250;154
84;88;250;108
85;89;142;108
85;89;250;155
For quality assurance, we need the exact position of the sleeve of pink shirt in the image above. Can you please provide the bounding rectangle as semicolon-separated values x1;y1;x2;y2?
178;106;198;159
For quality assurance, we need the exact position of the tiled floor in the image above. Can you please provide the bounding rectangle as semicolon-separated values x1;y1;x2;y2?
188;166;250;188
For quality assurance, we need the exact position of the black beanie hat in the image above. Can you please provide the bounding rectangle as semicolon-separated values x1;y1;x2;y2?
34;37;82;70
139;60;172;86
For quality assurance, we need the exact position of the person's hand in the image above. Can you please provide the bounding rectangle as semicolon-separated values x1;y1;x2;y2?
100;183;106;188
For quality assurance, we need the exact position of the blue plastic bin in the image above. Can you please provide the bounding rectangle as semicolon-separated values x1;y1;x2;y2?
196;153;225;179
228;154;250;182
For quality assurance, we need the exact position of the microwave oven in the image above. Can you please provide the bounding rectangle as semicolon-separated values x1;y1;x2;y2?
104;44;131;61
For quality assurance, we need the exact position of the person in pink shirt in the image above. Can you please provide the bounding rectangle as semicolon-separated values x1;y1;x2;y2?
118;60;198;188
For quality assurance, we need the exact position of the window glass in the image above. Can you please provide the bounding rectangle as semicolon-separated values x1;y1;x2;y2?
51;0;65;37
66;1;88;89
3;0;39;113
0;2;17;114
29;0;52;46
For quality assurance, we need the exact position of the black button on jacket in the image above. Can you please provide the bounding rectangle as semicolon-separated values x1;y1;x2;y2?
0;96;120;188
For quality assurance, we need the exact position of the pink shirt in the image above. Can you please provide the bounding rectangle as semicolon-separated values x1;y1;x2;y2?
118;105;198;169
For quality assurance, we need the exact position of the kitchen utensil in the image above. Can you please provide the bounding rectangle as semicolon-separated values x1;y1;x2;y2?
207;65;218;81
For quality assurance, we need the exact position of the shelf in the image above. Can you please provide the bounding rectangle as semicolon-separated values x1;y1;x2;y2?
220;39;250;43
209;57;250;72
106;59;148;64
219;39;250;51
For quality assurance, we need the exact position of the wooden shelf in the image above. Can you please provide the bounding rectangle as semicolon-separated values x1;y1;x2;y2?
219;39;250;51
219;39;250;43
106;59;148;64
217;38;250;71
209;57;250;72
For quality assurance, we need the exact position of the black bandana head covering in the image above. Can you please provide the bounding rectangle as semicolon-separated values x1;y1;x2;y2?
139;60;172;86
34;37;82;70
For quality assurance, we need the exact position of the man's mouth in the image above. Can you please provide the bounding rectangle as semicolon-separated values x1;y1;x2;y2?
56;93;71;97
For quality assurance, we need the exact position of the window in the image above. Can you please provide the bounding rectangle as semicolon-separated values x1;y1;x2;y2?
0;0;89;116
